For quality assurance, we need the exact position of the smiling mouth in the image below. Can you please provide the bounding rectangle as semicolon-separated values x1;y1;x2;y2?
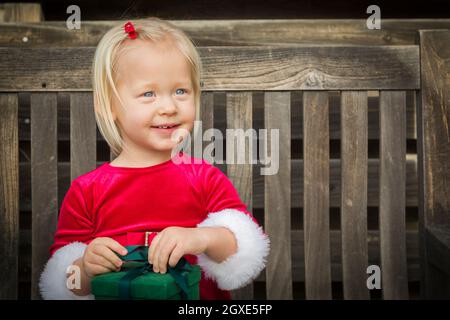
151;124;181;129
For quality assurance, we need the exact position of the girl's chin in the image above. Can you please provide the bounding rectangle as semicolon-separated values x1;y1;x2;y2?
147;141;183;153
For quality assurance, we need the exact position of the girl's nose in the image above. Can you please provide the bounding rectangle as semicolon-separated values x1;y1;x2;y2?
158;97;177;115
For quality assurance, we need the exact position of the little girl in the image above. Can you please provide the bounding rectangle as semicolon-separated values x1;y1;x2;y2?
39;17;270;300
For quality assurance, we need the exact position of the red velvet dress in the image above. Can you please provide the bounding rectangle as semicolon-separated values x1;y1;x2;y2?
49;152;259;300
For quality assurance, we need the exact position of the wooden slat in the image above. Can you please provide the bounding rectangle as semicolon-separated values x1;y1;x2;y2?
30;93;58;299
379;91;409;299
2;19;450;46
188;92;213;160
226;92;254;299
0;3;43;22
70;93;97;181
341;91;369;299
0;93;19;299
303;91;332;299
199;92;215;164
418;30;450;228
18;92;419;141
200;92;214;129
418;30;450;299
0;46;420;91
264;92;292;299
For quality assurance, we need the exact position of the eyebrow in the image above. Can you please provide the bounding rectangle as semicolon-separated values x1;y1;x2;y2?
136;81;192;90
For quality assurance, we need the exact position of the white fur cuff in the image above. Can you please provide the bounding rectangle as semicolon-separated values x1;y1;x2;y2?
39;242;95;300
196;209;270;290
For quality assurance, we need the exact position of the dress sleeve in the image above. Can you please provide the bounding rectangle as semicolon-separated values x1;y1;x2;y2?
39;180;95;300
196;164;270;291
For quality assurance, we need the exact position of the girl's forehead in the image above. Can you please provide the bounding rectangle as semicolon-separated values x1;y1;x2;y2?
115;41;191;78
114;44;192;88
117;39;187;67
121;37;179;57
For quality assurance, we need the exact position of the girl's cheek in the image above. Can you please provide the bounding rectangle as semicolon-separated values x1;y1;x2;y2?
181;99;196;116
123;113;149;128
132;104;154;118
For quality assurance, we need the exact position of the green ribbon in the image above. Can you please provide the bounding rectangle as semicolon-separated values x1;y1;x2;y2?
116;245;193;300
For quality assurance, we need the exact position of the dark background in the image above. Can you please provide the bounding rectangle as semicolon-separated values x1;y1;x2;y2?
12;0;450;20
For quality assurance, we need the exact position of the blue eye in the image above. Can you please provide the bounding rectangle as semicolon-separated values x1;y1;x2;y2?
176;88;186;95
143;91;155;98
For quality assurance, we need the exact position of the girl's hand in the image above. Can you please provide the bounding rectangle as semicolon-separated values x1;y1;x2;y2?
148;227;208;274
81;237;128;278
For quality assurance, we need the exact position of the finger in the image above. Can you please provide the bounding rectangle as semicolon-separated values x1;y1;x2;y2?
100;238;128;256
157;240;177;274
148;233;162;265
86;260;116;276
151;234;165;273
91;252;118;272
168;245;184;268
148;233;163;263
87;245;117;270
86;262;113;276
96;246;123;268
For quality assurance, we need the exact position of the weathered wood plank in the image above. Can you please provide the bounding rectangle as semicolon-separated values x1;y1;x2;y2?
341;91;369;299
264;92;292;299
0;3;43;23
188;93;214;160
418;30;450;299
0;93;19;299
418;30;450;228
30;93;58;300
0;46;420;91
303;91;332;299
70;92;97;181
379;91;409;299
1;19;450;46
226;92;254;299
200;92;214;135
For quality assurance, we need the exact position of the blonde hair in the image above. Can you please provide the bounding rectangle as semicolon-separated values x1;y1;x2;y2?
92;17;203;157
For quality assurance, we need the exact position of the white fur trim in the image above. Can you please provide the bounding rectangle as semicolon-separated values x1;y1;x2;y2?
196;208;270;290
39;242;95;300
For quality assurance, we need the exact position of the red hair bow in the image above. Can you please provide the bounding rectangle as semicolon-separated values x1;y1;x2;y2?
124;21;137;39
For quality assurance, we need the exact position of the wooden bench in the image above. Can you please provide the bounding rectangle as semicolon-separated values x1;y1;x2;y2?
0;5;449;300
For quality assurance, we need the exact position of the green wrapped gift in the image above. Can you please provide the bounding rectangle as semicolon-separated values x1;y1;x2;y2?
91;245;201;300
